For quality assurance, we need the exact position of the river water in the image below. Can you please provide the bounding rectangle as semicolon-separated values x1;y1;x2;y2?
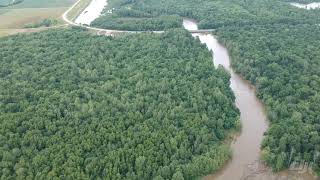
183;19;269;180
75;0;107;25
183;19;318;180
69;0;318;176
290;2;320;10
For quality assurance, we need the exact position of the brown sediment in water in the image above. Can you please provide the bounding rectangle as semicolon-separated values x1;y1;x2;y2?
196;32;268;180
183;19;317;180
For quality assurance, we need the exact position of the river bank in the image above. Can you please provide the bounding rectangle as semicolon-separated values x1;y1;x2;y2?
183;18;269;180
61;0;319;178
183;19;318;180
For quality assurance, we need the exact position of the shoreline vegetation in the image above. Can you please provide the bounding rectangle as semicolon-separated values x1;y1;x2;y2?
91;0;320;176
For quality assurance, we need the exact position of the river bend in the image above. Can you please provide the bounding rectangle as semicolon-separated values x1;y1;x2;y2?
63;1;318;178
183;19;269;180
183;19;317;180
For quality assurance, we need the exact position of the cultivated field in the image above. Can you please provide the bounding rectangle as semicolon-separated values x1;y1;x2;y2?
4;0;75;8
0;0;77;36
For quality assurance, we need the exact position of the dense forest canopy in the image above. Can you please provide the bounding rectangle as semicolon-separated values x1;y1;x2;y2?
92;0;320;174
217;23;320;172
0;29;239;179
1;0;320;177
215;1;320;174
92;0;320;30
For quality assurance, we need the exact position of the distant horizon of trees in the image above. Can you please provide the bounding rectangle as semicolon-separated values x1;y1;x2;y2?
92;0;320;30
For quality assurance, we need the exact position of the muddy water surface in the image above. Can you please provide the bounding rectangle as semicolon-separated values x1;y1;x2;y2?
183;19;317;180
183;18;269;180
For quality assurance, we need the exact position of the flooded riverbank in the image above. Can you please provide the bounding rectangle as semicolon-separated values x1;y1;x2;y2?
290;2;320;10
75;0;107;25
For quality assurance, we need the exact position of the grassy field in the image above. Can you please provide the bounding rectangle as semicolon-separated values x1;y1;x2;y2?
4;0;75;8
0;8;67;28
0;0;78;37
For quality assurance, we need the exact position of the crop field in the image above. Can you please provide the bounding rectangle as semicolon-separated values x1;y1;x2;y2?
4;0;75;8
0;8;67;28
0;0;77;37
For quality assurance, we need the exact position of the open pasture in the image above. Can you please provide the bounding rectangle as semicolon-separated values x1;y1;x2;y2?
0;8;66;29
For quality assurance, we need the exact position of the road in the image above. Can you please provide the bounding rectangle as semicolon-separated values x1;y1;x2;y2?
61;0;163;35
61;0;214;35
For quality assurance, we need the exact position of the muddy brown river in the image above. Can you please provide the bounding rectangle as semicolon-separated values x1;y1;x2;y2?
65;0;318;176
183;19;317;180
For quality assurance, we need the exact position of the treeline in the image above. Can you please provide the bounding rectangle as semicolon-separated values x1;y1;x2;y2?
213;0;320;174
24;18;58;28
92;0;320;30
198;0;320;29
90;0;183;30
0;29;239;179
91;15;181;31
